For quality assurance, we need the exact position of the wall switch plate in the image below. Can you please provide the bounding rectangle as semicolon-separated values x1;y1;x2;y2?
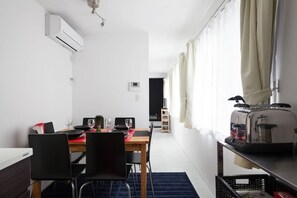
135;94;140;101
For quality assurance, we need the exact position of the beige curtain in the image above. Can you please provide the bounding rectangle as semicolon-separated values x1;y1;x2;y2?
240;0;277;104
179;53;187;122
236;0;278;169
167;70;173;113
184;40;196;128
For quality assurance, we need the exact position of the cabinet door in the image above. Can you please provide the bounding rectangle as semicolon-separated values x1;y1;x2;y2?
0;158;30;198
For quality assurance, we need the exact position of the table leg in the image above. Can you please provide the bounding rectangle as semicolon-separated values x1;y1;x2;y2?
32;180;41;198
140;144;147;198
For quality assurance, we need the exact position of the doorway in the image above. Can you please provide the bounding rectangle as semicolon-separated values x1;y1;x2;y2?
149;78;163;121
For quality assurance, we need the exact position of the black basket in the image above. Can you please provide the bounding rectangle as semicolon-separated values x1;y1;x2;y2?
273;178;297;196
216;174;274;198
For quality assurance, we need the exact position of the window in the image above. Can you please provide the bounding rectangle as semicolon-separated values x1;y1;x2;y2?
164;0;241;138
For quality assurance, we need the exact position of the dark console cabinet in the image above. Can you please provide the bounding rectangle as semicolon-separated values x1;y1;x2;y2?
0;155;31;198
217;141;297;196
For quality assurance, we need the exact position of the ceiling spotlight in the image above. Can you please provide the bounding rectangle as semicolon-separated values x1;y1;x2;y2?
94;12;106;28
87;0;99;14
87;0;106;27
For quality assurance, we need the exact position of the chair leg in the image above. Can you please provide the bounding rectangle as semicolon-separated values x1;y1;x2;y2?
53;181;56;194
75;179;78;198
131;169;137;198
78;181;93;198
124;182;131;198
70;181;76;198
91;181;96;197
109;181;113;197
148;162;155;198
133;164;138;183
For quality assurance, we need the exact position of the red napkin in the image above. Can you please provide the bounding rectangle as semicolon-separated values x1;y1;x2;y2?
125;129;135;141
68;133;86;143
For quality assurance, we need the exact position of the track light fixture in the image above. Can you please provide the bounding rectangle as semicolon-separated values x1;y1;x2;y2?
94;12;106;27
87;0;99;13
87;0;106;27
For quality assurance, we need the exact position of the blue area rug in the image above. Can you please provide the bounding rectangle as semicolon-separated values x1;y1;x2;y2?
42;172;199;198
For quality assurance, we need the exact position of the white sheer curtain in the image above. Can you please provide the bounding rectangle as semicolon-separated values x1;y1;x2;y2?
164;62;180;117
192;0;242;137
163;70;172;112
171;65;180;117
179;53;187;122
184;40;196;128
164;0;241;138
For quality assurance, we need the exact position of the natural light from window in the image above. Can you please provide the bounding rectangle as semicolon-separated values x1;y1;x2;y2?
164;0;242;139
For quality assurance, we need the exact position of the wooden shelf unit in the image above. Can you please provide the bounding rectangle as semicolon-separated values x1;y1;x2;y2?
161;108;170;132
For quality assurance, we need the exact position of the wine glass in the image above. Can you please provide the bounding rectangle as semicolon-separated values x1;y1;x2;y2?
105;118;112;132
65;117;73;129
125;118;133;131
87;119;95;131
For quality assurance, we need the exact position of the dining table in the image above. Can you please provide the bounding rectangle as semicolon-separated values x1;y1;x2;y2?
31;128;150;198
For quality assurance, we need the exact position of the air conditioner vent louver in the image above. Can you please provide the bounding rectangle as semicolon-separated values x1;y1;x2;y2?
45;15;84;52
56;36;77;52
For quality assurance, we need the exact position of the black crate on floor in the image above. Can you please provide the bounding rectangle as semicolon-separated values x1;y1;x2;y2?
215;174;274;198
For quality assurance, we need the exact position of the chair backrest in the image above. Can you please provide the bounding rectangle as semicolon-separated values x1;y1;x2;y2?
114;117;135;128
83;115;104;129
82;117;94;126
44;122;55;133
28;134;72;180
85;132;127;180
147;122;154;160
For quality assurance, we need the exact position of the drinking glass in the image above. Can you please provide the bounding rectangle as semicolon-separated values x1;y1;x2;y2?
65;117;73;129
87;119;95;131
125;118;133;131
105;118;112;132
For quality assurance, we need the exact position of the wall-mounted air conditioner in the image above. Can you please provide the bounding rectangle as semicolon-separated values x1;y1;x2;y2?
45;15;84;52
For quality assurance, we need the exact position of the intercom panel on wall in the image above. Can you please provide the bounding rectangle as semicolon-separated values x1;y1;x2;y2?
129;82;140;92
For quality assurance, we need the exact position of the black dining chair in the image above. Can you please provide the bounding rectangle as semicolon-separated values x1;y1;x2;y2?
78;132;136;198
28;133;85;198
43;121;85;164
114;117;136;128
44;122;55;133
126;122;155;198
82;117;94;126
83;116;104;129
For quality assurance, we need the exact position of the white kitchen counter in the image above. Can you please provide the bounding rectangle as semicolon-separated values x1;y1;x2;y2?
0;148;32;171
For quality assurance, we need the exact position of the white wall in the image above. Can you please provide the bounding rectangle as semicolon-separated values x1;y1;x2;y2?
276;0;297;115
171;118;265;195
149;73;166;78
72;34;149;128
0;0;73;147
170;0;297;196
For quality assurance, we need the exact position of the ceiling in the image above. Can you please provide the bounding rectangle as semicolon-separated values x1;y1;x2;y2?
36;0;218;74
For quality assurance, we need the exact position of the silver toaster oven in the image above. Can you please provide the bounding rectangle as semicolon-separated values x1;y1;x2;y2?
225;98;297;153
